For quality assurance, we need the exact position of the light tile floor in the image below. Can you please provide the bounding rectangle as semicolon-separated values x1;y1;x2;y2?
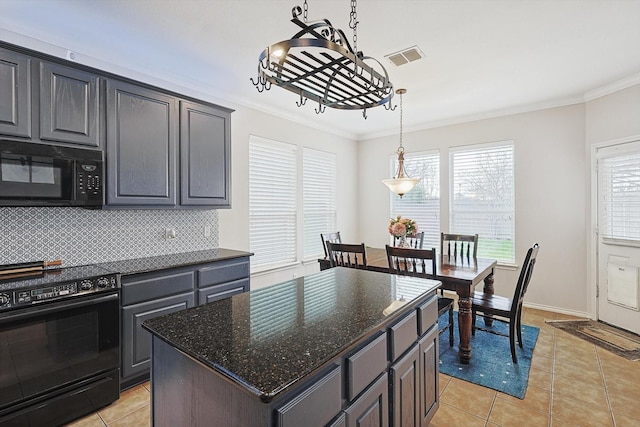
67;307;640;427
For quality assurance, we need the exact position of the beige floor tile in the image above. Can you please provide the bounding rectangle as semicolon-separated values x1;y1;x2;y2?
106;405;151;427
530;353;554;373
440;377;496;419
438;373;451;396
65;413;106;427
97;385;150;425
497;384;551;415
553;374;608;407
428;402;487;427
613;412;640;427
608;389;640;421
526;366;552;391
489;396;550;426
551;393;614;427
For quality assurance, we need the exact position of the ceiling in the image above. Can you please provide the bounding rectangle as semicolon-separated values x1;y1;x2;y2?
2;0;640;140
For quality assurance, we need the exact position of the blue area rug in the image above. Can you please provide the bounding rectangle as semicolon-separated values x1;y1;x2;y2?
438;312;539;399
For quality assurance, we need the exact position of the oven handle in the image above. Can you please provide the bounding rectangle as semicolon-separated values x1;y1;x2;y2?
0;292;119;323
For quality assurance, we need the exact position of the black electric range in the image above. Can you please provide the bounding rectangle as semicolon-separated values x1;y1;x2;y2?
0;264;121;426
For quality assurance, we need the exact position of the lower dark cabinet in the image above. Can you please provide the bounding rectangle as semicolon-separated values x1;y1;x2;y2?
119;256;251;388
121;292;194;383
390;344;420;427
344;374;389;427
419;326;439;426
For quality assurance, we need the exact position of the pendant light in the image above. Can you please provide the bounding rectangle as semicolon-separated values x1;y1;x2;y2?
382;89;420;198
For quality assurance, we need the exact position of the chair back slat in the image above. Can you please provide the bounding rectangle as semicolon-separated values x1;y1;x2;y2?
511;243;540;316
385;245;437;279
440;233;478;258
321;232;342;257
327;242;367;269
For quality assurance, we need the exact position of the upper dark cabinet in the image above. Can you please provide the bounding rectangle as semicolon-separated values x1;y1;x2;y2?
0;47;31;138
39;61;100;147
180;101;231;207
106;79;178;206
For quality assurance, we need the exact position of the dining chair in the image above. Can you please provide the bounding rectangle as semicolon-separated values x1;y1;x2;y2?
320;232;342;258
440;233;478;258
326;242;367;269
393;231;425;249
385;245;454;346
471;243;540;363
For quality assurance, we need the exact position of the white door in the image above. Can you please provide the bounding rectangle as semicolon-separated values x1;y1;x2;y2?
596;140;640;335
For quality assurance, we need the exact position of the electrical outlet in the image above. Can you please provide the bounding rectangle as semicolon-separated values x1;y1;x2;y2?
204;226;211;237
165;228;176;240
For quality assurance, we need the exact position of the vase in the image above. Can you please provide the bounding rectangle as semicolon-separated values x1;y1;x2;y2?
397;234;411;248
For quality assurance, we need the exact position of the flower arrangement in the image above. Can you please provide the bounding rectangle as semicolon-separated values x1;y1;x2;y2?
388;215;418;237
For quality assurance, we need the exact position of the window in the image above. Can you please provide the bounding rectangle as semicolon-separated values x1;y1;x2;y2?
303;148;337;258
450;142;515;263
599;148;640;242
249;136;297;271
390;151;440;249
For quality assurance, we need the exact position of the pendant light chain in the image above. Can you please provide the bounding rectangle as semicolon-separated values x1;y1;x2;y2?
303;0;308;23
398;90;404;152
349;0;358;54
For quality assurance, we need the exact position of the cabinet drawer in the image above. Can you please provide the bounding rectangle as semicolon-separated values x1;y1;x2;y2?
197;278;249;305
388;310;418;361
275;366;342;427
122;271;195;306
197;258;249;288
417;294;438;336
346;332;387;401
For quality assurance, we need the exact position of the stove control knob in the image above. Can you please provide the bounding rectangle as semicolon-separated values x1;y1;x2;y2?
0;293;9;306
80;280;93;290
97;277;109;288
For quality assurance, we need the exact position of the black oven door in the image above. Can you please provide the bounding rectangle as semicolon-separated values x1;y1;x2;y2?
0;292;120;422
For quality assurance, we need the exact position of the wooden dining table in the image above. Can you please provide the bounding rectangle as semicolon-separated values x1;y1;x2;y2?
319;247;497;364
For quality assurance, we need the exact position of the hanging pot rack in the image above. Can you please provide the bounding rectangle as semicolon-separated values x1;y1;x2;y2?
251;3;395;119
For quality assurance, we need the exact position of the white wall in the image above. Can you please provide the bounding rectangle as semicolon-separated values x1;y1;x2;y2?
585;84;640;314
219;104;359;289
358;104;588;315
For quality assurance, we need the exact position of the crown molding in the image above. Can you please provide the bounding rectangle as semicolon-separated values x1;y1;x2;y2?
584;73;640;102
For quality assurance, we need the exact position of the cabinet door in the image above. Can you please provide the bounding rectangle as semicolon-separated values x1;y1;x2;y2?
345;374;389;427
39;61;100;146
121;292;194;381
390;343;420;427
0;47;31;137
198;278;249;305
180;100;231;207
418;327;439;427
106;79;177;205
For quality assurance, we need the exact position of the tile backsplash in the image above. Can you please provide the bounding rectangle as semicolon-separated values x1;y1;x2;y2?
0;207;218;267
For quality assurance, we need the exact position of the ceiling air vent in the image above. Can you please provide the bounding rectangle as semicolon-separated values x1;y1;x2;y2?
385;45;425;66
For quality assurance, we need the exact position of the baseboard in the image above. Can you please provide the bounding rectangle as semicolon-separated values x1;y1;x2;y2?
523;302;590;319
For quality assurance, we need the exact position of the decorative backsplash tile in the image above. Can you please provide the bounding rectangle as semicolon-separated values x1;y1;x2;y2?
0;207;218;267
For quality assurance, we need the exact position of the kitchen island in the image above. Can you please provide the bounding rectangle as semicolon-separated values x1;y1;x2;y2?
143;267;442;427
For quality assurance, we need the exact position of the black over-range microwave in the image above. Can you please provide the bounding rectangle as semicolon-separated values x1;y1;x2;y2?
0;141;104;208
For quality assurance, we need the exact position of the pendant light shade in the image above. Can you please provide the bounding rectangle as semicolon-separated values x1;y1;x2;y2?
382;89;419;198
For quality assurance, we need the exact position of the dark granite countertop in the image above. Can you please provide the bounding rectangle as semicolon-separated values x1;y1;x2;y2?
98;248;253;276
143;267;440;402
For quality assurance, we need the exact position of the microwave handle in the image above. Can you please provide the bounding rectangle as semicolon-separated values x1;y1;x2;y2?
0;292;118;323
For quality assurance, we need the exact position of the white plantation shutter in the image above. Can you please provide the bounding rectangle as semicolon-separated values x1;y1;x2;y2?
450;142;515;263
390;151;440;249
303;148;337;258
599;150;640;242
249;136;297;270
